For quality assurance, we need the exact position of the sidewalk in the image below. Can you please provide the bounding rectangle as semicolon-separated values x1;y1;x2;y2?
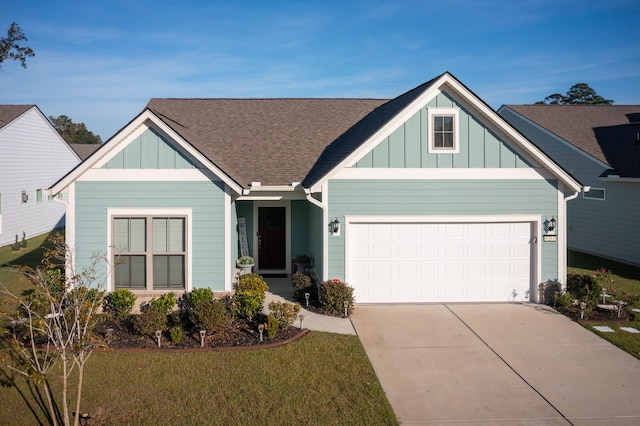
262;276;356;335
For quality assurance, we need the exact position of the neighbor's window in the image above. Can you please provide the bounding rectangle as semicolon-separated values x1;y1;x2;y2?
113;216;186;290
36;189;43;203
583;187;605;201
428;108;459;153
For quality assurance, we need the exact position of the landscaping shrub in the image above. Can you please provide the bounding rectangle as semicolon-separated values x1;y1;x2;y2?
149;292;177;315
291;271;314;303
566;272;602;303
233;274;268;320
169;325;183;343
265;314;279;338
320;279;354;316
134;304;167;337
186;287;214;308
103;288;136;320
268;300;301;328
189;299;231;333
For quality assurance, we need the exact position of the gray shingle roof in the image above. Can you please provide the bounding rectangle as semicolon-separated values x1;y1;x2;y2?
504;105;640;177
146;98;388;188
0;105;33;130
69;143;101;160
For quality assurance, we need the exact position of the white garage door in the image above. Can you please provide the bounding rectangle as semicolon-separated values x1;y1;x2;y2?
347;222;533;303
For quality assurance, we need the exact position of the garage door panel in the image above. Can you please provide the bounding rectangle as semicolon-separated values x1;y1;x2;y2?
348;221;533;303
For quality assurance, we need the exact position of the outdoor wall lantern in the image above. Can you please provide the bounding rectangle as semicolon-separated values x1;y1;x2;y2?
543;217;556;235
330;218;340;236
199;329;206;348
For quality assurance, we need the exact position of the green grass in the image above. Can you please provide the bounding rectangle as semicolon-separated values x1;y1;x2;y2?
568;249;640;360
0;333;398;425
0;230;61;269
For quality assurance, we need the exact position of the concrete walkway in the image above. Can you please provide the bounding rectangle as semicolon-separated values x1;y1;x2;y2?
352;303;640;425
262;276;356;335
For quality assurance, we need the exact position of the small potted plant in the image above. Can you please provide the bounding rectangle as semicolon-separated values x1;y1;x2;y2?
294;254;311;274
237;256;254;276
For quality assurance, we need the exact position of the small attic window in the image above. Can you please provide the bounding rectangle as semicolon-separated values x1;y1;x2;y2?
427;108;459;154
583;187;605;201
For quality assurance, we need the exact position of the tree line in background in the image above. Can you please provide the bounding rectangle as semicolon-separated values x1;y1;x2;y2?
537;83;613;105
49;115;102;145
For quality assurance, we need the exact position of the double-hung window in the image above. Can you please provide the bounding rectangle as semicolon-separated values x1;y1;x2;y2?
428;108;460;154
113;216;186;290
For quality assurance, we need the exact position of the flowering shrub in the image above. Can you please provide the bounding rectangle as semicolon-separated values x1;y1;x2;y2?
320;279;354;316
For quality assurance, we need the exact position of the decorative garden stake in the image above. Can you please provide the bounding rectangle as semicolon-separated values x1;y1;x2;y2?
199;329;206;348
343;300;349;317
155;329;162;348
579;302;587;320
617;300;626;318
305;292;310;307
258;323;264;342
299;314;304;330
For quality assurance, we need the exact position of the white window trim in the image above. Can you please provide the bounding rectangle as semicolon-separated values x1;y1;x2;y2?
427;107;460;154
106;208;193;292
583;187;606;201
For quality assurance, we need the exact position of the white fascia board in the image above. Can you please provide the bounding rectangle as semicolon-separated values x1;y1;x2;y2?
498;106;611;170
309;75;448;193
50;109;243;195
441;80;581;193
345;214;542;224
333;167;553;180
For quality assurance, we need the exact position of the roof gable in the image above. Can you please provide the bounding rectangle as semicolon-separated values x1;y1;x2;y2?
0;105;34;130
502;105;640;176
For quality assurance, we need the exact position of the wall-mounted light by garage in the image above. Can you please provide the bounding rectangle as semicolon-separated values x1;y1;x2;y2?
330;218;340;236
543;217;556;235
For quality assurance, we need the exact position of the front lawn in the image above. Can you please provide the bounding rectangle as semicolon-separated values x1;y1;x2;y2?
0;333;397;425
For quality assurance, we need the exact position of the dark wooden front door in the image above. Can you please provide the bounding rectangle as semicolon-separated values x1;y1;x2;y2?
258;207;286;270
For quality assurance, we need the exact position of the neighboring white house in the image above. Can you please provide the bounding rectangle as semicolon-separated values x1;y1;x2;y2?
0;105;80;247
499;105;640;267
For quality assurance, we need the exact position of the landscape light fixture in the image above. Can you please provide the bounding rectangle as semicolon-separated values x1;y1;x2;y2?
579;302;587;320
304;292;310;307
258;323;264;342
299;314;304;330
343;300;349;317
199;329;206;348
155;330;162;348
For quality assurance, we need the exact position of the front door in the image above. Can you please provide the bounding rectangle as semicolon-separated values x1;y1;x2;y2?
258;207;286;270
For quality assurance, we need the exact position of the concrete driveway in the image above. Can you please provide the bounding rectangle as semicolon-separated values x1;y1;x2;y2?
351;304;640;425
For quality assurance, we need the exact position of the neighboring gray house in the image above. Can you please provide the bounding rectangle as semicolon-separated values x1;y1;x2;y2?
499;105;640;267
51;73;581;303
0;105;80;247
70;143;101;160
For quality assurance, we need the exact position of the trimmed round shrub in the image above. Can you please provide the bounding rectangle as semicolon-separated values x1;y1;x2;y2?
189;299;231;334
268;300;301;328
292;271;314;303
103;288;136;320
169;325;183;343
134;304;167;337
149;292;177;315
237;273;268;295
566;273;602;303
320;279;354;316
233;273;269;320
186;287;214;308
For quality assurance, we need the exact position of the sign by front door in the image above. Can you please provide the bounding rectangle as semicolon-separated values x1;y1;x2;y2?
238;217;249;257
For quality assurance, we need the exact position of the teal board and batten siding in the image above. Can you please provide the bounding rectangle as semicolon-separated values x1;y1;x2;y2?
74;180;226;291
356;93;531;169
291;200;310;261
499;108;640;267
103;128;197;169
327;179;559;282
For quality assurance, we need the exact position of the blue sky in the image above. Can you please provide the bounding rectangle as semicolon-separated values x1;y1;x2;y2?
2;0;639;140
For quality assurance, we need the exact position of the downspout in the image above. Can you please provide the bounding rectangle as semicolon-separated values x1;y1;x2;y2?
304;188;328;283
559;189;581;290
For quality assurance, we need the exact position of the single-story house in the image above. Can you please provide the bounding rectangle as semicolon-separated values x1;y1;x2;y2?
498;105;640;268
50;72;581;303
0;105;80;247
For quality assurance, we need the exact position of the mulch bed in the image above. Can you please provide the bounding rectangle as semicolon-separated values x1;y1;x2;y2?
93;314;307;352
554;304;632;323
